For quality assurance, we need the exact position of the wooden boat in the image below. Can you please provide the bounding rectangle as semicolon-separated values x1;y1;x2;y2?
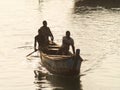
39;42;83;76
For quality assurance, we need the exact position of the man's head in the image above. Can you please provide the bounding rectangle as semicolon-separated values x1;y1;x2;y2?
43;20;47;26
66;31;70;38
76;49;80;55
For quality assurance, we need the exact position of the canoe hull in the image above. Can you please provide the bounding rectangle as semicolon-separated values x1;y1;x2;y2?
40;52;82;76
39;42;82;76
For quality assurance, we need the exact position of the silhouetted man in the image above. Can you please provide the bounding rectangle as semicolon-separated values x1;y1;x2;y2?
34;20;54;52
57;31;75;55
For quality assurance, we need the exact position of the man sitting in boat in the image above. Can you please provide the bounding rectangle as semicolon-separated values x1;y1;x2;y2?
57;31;75;55
34;20;54;52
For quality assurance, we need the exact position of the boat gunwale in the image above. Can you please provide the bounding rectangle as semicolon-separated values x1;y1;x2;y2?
41;52;74;61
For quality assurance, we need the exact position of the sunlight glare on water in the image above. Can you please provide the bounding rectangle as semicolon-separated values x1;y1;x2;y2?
0;0;120;90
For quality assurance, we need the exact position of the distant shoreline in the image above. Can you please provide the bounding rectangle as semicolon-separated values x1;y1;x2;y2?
75;0;120;8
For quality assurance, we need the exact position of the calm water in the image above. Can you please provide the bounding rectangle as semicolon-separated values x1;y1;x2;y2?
0;0;120;90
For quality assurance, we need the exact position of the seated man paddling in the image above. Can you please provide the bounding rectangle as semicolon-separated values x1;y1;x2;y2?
34;20;54;52
57;31;75;55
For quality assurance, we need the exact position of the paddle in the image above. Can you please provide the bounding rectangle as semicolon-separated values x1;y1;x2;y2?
26;50;37;57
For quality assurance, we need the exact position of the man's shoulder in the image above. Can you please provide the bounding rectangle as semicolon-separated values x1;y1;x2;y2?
39;26;43;30
46;26;50;30
70;37;74;41
35;35;37;38
63;36;66;38
35;35;39;38
39;26;50;30
63;36;73;40
63;36;67;40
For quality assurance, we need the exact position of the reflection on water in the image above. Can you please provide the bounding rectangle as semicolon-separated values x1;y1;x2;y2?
74;1;120;14
35;74;82;90
73;6;104;14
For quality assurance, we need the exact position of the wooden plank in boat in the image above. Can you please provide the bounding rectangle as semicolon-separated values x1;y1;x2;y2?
48;48;59;51
48;45;60;48
42;54;72;60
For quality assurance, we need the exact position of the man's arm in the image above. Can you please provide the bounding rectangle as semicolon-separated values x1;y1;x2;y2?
72;45;75;54
48;27;54;41
34;37;37;51
71;38;75;54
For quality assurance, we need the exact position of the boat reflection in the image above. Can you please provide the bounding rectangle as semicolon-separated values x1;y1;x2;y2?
46;74;83;90
35;74;83;90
